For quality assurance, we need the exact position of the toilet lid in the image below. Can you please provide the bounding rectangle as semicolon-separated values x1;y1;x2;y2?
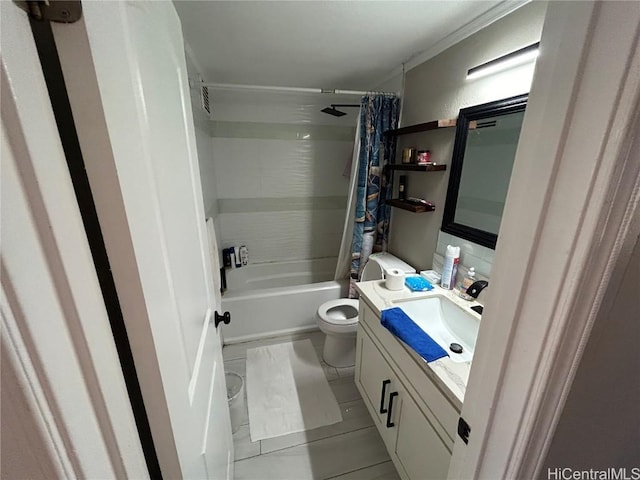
318;299;359;325
361;252;416;281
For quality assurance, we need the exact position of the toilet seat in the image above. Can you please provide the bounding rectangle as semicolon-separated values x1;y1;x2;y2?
318;299;359;323
316;253;414;367
317;299;359;335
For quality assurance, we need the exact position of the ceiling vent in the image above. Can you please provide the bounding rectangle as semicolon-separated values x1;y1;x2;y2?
201;86;210;116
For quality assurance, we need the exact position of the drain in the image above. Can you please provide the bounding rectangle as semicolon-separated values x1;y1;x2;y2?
449;343;463;354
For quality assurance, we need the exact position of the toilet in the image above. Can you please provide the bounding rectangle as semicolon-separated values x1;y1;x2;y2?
317;253;416;367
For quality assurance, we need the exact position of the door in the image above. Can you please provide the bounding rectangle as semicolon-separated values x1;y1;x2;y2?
395;391;451;480
46;2;233;478
1;3;147;477
356;328;401;450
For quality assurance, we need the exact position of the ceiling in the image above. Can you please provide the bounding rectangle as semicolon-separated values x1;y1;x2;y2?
173;1;521;92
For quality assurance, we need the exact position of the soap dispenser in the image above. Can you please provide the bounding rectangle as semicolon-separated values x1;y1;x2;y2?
457;267;476;300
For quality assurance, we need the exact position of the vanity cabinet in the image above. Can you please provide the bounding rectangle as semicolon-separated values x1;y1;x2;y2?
355;299;458;480
357;327;401;451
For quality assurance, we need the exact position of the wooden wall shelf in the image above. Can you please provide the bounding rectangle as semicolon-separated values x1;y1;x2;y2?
384;119;456;137
387;199;436;213
386;164;447;172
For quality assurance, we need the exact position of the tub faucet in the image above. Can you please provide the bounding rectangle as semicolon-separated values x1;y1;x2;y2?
466;280;488;299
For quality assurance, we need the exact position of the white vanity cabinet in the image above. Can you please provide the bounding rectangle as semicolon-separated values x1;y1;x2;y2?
355;299;459;480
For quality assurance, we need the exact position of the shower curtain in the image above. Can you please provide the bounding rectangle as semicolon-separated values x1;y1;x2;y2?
335;95;400;297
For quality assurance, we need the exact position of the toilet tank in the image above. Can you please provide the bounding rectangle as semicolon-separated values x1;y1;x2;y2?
360;252;416;281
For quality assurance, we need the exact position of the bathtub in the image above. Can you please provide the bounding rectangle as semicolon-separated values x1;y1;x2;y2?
221;258;348;343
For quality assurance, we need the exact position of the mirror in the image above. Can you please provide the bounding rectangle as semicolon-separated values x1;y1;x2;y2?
442;94;527;249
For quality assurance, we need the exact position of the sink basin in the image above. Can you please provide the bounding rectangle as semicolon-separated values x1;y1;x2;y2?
392;295;479;363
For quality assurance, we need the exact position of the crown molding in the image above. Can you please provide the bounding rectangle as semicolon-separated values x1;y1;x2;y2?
404;0;530;72
371;0;530;90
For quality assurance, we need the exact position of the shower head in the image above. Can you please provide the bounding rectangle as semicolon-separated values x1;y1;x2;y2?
321;106;347;117
321;104;360;117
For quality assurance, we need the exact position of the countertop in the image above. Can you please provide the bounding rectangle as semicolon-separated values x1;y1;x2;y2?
355;279;482;408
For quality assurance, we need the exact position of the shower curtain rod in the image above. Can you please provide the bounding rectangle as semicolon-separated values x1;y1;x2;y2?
194;81;397;97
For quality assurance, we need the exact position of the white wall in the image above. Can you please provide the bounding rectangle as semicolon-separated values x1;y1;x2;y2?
389;2;547;274
209;91;357;264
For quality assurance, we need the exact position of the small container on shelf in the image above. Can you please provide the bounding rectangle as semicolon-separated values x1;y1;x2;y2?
402;147;416;164
416;150;431;165
223;248;232;268
239;245;249;266
398;175;407;200
234;246;242;268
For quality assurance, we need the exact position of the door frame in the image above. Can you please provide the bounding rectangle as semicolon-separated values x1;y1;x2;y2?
448;1;640;477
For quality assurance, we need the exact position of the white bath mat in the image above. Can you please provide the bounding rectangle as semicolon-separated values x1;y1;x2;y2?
246;339;342;442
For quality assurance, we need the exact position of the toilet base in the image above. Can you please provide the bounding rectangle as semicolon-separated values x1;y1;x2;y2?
322;334;356;368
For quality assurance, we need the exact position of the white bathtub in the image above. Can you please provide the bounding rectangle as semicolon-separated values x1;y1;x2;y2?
225;257;337;291
221;258;348;343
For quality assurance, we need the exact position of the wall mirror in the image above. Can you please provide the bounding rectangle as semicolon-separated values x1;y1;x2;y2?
442;94;528;249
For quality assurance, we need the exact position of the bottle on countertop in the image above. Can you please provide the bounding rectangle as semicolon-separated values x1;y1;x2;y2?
457;267;476;300
441;245;460;290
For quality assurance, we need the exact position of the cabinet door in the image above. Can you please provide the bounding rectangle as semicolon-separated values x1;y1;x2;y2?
395;391;451;480
356;329;401;449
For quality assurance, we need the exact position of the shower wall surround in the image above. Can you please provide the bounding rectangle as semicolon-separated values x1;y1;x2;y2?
209;93;357;264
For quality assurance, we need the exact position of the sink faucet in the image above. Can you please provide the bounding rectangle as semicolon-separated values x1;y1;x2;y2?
466;280;488;299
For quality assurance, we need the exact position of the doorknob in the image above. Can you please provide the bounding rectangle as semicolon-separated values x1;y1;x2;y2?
214;311;230;328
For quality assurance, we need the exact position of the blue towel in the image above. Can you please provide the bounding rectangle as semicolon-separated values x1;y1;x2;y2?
404;276;433;292
380;307;448;362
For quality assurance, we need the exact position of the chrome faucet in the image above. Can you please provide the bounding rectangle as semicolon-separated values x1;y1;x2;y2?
466;280;488;299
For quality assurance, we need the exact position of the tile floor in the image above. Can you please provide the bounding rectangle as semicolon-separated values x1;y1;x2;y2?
223;330;401;480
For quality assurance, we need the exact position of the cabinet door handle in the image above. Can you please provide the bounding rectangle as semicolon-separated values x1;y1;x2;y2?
386;392;398;428
379;380;391;413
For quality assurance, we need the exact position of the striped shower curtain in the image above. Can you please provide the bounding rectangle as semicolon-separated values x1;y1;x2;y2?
348;95;400;297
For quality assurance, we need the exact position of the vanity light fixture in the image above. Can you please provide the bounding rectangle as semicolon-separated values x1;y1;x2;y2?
467;42;540;80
